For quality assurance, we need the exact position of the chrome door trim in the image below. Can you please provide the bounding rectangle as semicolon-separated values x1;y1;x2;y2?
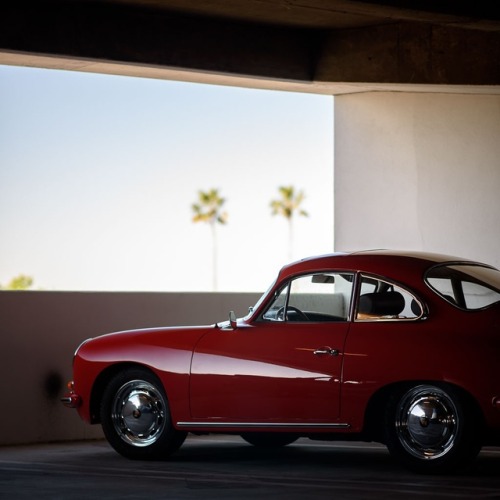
177;421;350;429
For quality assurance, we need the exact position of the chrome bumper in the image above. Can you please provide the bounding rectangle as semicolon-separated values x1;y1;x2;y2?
61;392;81;408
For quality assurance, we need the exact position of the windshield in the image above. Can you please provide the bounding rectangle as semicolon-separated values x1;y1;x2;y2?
425;264;500;310
243;277;278;320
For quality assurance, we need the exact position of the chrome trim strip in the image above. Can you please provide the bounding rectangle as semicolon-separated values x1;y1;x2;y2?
177;421;350;429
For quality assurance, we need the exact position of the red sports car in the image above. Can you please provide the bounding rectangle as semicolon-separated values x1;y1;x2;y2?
62;250;500;473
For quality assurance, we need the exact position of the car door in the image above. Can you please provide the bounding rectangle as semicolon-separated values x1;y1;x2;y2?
340;274;428;419
189;271;354;423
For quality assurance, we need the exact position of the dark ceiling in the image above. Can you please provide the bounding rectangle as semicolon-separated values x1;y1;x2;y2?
103;0;500;30
1;1;499;94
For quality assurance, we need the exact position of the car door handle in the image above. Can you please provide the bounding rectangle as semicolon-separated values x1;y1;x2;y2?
313;348;339;357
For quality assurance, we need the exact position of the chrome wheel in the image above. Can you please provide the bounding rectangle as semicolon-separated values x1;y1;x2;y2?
101;368;187;459
385;383;482;472
111;380;166;447
395;385;458;460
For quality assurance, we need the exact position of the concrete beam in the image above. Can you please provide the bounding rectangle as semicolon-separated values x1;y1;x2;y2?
0;2;320;82
1;2;499;88
316;23;500;85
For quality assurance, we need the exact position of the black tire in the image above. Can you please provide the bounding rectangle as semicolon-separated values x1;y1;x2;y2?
241;432;299;448
385;384;481;473
100;368;187;460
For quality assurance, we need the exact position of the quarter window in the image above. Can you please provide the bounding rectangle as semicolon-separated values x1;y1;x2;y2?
356;275;423;321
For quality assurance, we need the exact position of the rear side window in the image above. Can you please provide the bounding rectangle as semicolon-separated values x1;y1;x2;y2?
425;264;500;310
356;275;424;321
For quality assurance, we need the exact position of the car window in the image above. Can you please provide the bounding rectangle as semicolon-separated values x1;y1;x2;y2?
356;275;423;321
426;264;500;310
261;272;354;322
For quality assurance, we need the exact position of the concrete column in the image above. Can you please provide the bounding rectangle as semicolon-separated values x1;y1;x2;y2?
334;92;500;268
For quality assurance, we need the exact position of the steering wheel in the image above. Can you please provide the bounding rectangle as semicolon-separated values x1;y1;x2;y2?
277;306;309;321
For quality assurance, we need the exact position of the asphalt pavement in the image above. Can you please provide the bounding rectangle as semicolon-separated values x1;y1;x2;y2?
0;435;499;499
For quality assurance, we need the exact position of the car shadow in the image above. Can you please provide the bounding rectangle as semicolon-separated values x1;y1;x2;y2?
168;437;500;478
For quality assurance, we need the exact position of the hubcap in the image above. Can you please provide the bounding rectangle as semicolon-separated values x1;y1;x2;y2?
396;386;458;460
111;380;166;447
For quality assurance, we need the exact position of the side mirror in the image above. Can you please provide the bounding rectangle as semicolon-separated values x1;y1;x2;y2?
229;310;237;330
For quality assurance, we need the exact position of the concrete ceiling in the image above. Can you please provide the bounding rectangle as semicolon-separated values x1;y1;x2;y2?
1;1;499;94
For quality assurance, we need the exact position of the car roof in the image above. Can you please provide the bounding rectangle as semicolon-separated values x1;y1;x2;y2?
277;250;482;283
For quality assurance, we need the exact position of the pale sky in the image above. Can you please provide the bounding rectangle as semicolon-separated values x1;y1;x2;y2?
0;65;334;292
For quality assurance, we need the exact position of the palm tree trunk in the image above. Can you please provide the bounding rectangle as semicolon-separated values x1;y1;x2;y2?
211;223;218;291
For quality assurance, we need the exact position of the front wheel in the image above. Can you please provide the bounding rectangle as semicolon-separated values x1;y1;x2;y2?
385;384;481;473
100;368;187;459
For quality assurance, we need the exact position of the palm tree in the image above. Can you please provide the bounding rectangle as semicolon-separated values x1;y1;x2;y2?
191;188;228;291
0;274;34;290
270;185;308;261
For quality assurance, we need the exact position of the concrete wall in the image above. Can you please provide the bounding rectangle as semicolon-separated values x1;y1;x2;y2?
334;92;500;268
0;291;259;445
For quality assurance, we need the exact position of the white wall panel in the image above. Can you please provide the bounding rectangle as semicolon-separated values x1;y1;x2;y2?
334;92;500;268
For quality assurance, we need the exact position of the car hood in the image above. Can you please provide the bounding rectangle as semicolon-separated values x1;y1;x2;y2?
76;324;218;359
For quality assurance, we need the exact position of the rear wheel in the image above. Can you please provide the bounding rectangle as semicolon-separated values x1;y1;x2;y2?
385;384;481;473
241;432;298;448
100;368;186;460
